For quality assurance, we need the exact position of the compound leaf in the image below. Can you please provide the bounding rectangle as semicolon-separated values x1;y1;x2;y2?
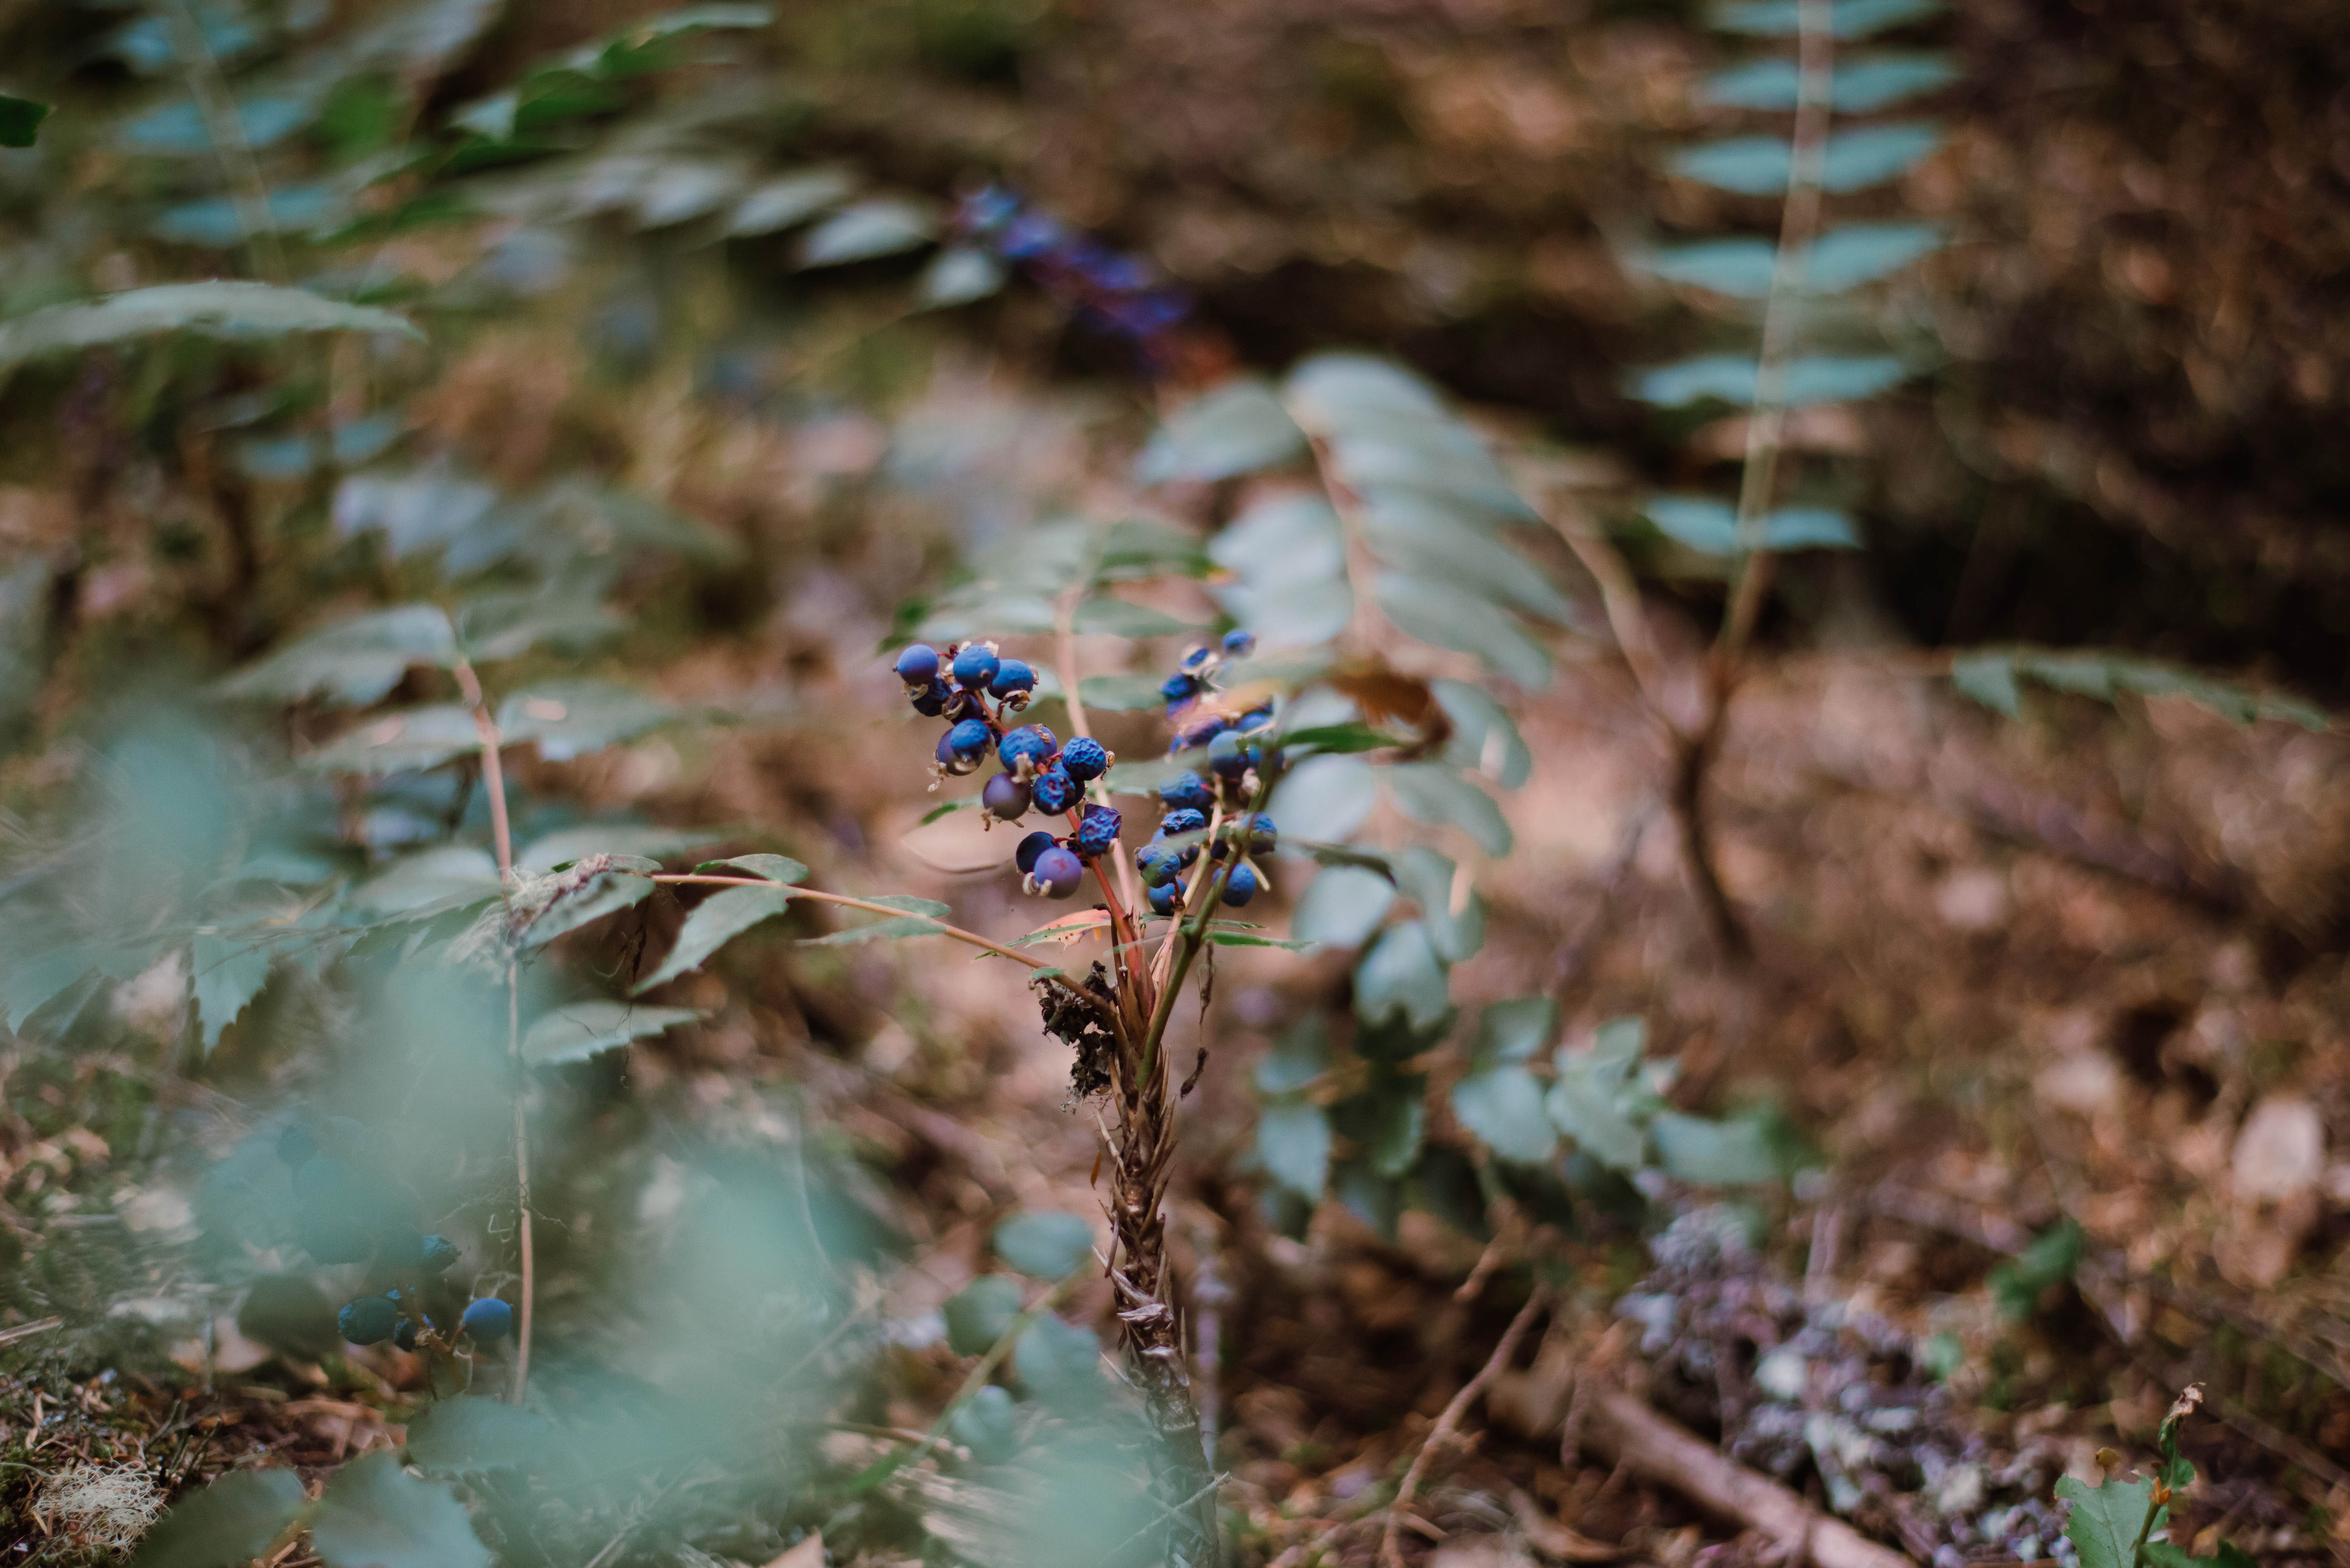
1135;378;1307;485
0;283;420;372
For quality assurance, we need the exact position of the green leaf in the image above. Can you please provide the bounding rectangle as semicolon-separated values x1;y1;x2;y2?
1433;681;1532;789
344;845;503;922
519;824;722;871
1072;597;1202;637
498;681;677;761
1336;1080;1426;1177
0;94;51;148
1990;1218;2083;1320
1393;845;1484;963
1333;1161;1403;1240
516;873;654;948
1135;378;1308;485
1548;1021;1649;1170
696;853;809;883
456;576;626;662
300;705;480;774
1641;495;1861;554
1254;1017;1332;1095
993;1211;1094;1279
1095;517;1211;579
1282;353;1449;426
0;283;421;373
311;1451;490;1568
726;167;856;234
192;934;275;1054
1452;1066;1558;1164
1386;763;1513;856
1630;357;1913;410
1670;124;1942;195
216;604;456;708
1276;722;1392;756
1702;52;1960;111
1358;503;1578;625
1268;753;1379;844
132;1468;307;1568
1075;672;1168;712
153;186;345;246
797;198;937;267
1951;652;2023;718
1257;1100;1332;1199
918;245;1007;307
1651;1112;1779;1186
1354;920;1452;1032
633;885;793;991
798;893;952;946
1375;573;1551;690
521;1000;701;1064
1015;1313;1102;1405
1206;930;1314;950
1290;863;1396;947
1633;222;1943;298
944;1274;1023;1356
1711;0;1944;39
2053;1472;2158;1568
406;1397;559;1475
1473;998;1556;1067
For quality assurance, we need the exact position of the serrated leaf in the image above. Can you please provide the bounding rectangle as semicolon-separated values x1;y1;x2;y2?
192;934;275;1054
1358;503;1578;625
918;245;1007;307
1432;681;1532;789
1474;998;1556;1067
131;1468;307;1568
1210;493;1349;585
1282;353;1448;426
993;1212;1094;1279
633;885;793;990
1951;652;2022;718
1651;1111;1778;1185
1393;845;1484;963
1548;1021;1649;1170
1386;763;1512;856
796;198;936;267
517;872;653;948
1700;52;1960;111
1135;378;1308;485
498;681;676;761
0;94;49;148
1257;1100;1332;1200
345;845;503;922
406;1397;559;1474
0;283;420;373
300;705;481;774
522;999;700;1064
1711;0;1943;39
1278;722;1394;755
726;167;856;234
1072;597;1202;637
1095;517;1210;579
456;577;626;662
1670;124;1942;195
1330;438;1531;523
1375;573;1550;690
944;1274;1023;1356
216;604;456;707
1354;919;1451;1032
1290;863;1396;947
332;466;498;559
519;824;721;871
311;1451;490;1568
799;894;952;946
1452;1066;1558;1164
697;853;809;883
1268;753;1379;844
2053;1473;2157;1568
1631;357;1913;409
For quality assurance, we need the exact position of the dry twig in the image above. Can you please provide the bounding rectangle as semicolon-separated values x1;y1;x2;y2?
1379;1288;1550;1568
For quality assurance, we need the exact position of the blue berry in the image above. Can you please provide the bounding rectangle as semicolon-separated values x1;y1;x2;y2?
1246;813;1277;854
910;681;948;717
1208;729;1251;778
1072;803;1122;859
1237;708;1273;733
276;1124;316;1167
1179;646;1214;675
1159;808;1207;838
997;724;1058;774
999;213;1065;259
419;1234;459;1273
1015;830;1056;874
936;731;980;776
951;643;1001;688
1030;846;1084;898
947;718;993;761
982;773;1031;820
1222;629;1256;658
894;644;941;686
394;1315;429;1352
1060;735;1110;782
339;1295;399;1345
1159;772;1214;813
990;659;1037;700
1147;883;1179;916
1161;673;1198;705
1032;767;1080;815
1172;717;1228;753
1135;842;1179;887
1220;863;1260;906
460;1297;514;1342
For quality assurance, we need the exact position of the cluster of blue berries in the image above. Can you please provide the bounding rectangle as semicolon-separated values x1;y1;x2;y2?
893;638;1121;900
277;1119;510;1352
952;185;1194;365
1134;633;1280;918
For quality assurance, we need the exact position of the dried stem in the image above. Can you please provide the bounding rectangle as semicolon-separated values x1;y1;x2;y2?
1379;1288;1549;1568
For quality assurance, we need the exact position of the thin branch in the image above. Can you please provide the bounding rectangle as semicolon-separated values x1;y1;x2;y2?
450;657;513;879
1549;505;1680;733
151;0;288;285
1379;1288;1549;1568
